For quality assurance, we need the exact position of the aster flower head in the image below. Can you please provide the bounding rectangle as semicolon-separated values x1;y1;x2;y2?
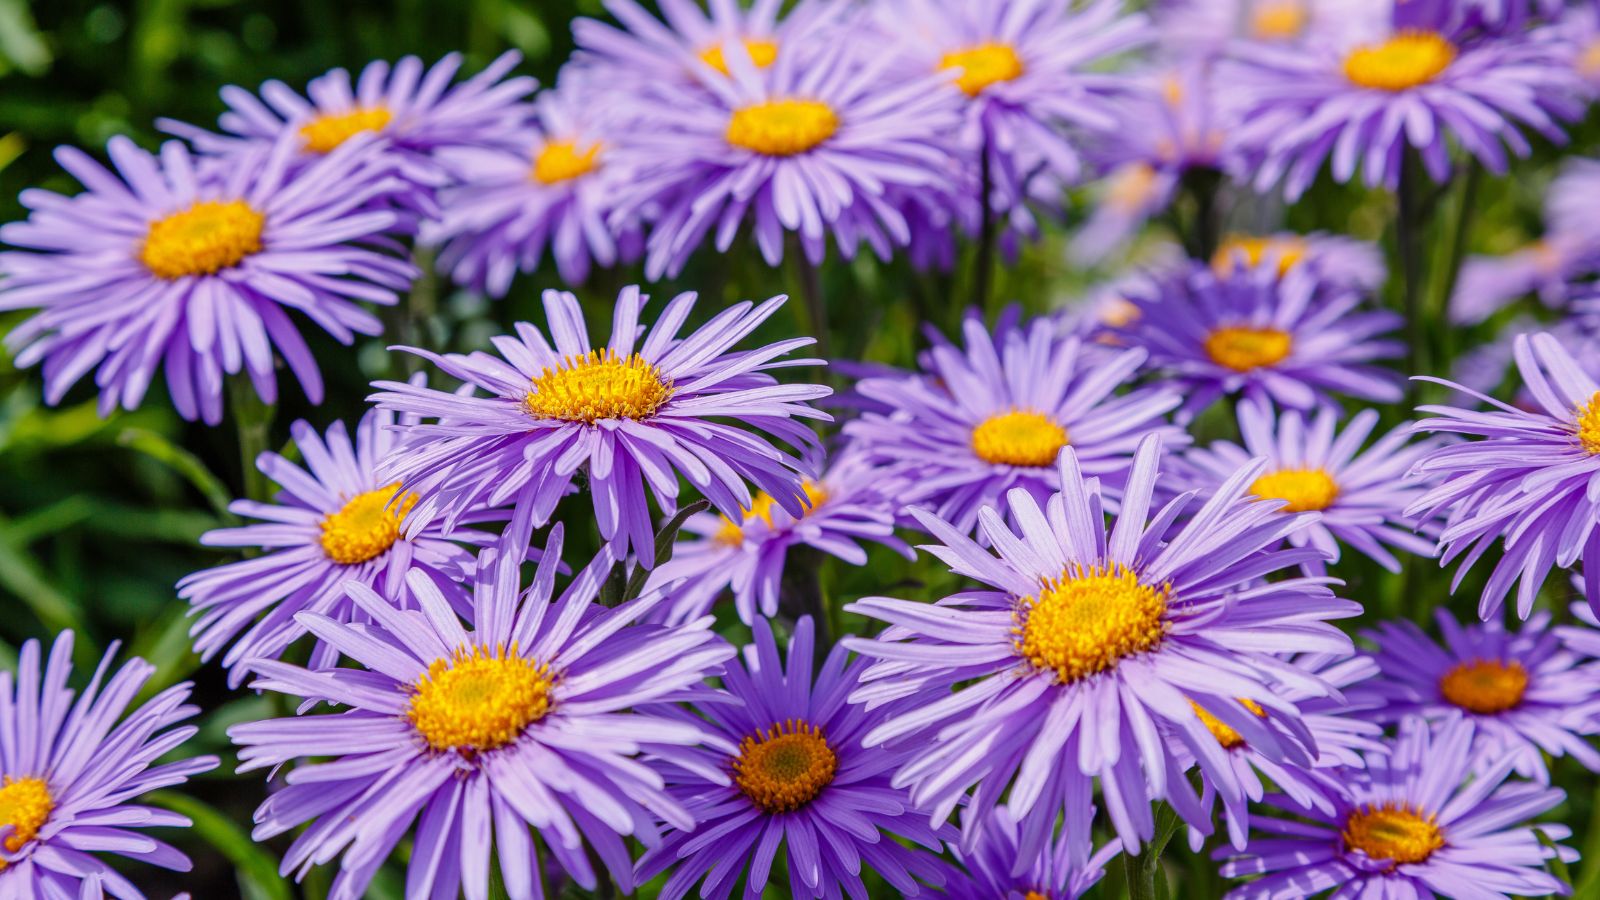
843;311;1185;535
1176;401;1438;572
1114;261;1403;420
230;506;735;900
636;616;950;899
1365;609;1600;783
0;633;218;898
1209;230;1387;295
1410;331;1600;619
844;434;1360;865
1218;715;1574;899
1155;0;1389;56
373;285;831;567
942;808;1120;900
0;134;416;424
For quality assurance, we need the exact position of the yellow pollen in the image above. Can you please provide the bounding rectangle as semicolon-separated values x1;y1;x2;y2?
971;410;1068;468
1015;563;1169;685
0;777;52;866
715;481;829;545
524;349;674;424
725;99;839;156
733;719;838;814
1439;659;1528;715
299;106;393;154
699;38;779;76
138;200;265;280
1343;31;1457;92
1191;698;1268;749
1342;803;1444;865
319;483;418;565
407;644;554;754
1024;893;1049;900
1107;162;1159;212
1204;326;1293;372
1579;40;1600;79
1575;391;1600;455
939;42;1026;96
532;139;602;185
1100;297;1142;329
1212;235;1307;277
1250;0;1308;40
1249;468;1340;513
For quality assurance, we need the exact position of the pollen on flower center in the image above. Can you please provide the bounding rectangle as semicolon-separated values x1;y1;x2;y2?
1250;0;1308;40
1107;162;1159;212
1574;391;1600;454
1213;235;1307;277
971;410;1068;467
407;644;554;754
1249;468;1340;512
533;139;602;184
524;349;675;424
299;106;393;154
1579;39;1600;79
1016;563;1169;685
1343;31;1457;92
700;38;779;76
320;483;419;565
1192;698;1268;749
0;776;52;866
732;719;838;814
1439;659;1528;715
939;42;1025;96
725;99;840;156
1204;325;1293;372
138;200;265;280
1342;803;1444;865
715;481;830;546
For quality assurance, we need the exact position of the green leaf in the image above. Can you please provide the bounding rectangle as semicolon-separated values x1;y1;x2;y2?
0;510;89;638
147;790;293;900
623;499;710;602
128;602;200;703
118;426;238;520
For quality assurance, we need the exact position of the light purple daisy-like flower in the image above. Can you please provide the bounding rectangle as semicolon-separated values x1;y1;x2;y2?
843;313;1185;535
644;449;912;625
0;632;217;899
1365;609;1600;783
635;616;950;899
1410;332;1600;619
1155;0;1387;56
0;134;416;424
844;435;1359;865
1176;402;1437;571
1114;262;1403;419
1221;4;1584;200
941;807;1120;900
1218;716;1574;899
230;508;735;900
373;286;830;567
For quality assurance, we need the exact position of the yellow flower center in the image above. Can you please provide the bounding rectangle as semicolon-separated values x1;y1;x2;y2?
699;38;779;76
532;139;602;185
0;777;52;866
299;106;393;154
407;644;555;754
1106;162;1159;212
138;200;265;280
1204;326;1293;372
1343;31;1457;92
1212;235;1307;277
1191;698;1268;749
1579;40;1600;79
714;481;829;546
1016;563;1169;685
1439;659;1528;715
1249;468;1340;513
732;719;838;814
319;483;419;565
1342;803;1444;865
1575;391;1600;455
1100;298;1142;329
1250;0;1308;40
1024;893;1049;900
939;42;1026;96
725;99;839;156
971;410;1069;468
524;350;675;425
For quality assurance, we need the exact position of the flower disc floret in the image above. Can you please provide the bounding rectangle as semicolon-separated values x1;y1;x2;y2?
524;349;675;424
533;139;602;184
971;410;1069;467
1343;31;1457;92
700;39;778;75
0;777;52;865
1249;467;1340;512
732;719;838;814
407;644;555;754
138;200;265;279
319;483;419;565
1192;698;1268;749
1204;326;1293;372
725;99;839;156
1017;563;1168;684
1439;659;1528;715
299;106;393;153
940;42;1026;96
1575;391;1600;454
1341;803;1444;865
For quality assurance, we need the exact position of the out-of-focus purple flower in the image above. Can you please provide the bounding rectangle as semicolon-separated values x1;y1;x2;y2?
230;509;735;900
373;286;830;567
942;807;1121;900
636;617;949;899
1154;0;1388;56
844;435;1358;864
1366;609;1600;783
1209;231;1387;295
1217;716;1574;899
0;633;217;898
0;135;415;424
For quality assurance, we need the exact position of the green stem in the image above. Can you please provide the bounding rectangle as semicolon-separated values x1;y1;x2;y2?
1430;162;1482;377
974;136;997;319
398;245;438;375
1396;149;1430;400
228;375;276;504
1181;167;1224;262
1125;801;1181;900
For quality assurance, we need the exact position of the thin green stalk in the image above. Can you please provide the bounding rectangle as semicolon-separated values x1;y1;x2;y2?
397;245;438;375
228;375;276;503
974;137;997;318
1124;802;1181;900
1430;162;1482;377
1181;167;1224;262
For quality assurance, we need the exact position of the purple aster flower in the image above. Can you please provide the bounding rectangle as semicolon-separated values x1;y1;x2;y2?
1222;6;1584;200
0;134;416;424
1410;332;1600;619
1155;0;1388;55
941;807;1120;900
842;312;1185;535
1176;402;1437;571
372;285;830;567
0;632;217;898
1218;715;1574;899
1113;262;1403;420
644;448;913;625
1365;609;1600;783
635;616;950;898
844;434;1359;864
230;507;735;900
1208;231;1387;295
